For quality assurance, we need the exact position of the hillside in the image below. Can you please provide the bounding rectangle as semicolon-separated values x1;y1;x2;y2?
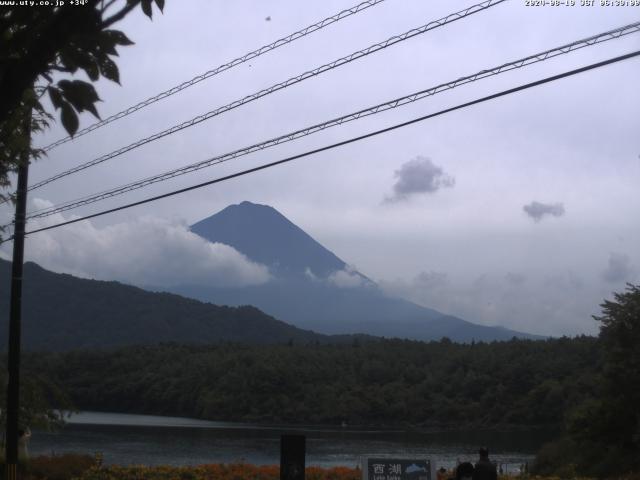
0;259;348;351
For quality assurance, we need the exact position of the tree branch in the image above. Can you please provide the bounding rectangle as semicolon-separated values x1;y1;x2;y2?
102;1;140;28
100;0;120;14
48;65;74;73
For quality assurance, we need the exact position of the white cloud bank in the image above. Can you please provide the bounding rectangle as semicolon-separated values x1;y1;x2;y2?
328;266;366;288
380;261;639;337
1;199;270;288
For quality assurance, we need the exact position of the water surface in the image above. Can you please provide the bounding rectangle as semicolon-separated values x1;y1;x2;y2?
31;412;554;470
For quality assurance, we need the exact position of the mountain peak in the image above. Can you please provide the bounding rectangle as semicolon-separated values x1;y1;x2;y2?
191;202;346;278
236;200;273;210
238;200;263;207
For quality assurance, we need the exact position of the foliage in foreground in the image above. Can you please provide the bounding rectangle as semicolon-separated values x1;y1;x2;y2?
9;458;640;480
532;284;640;478
28;453;96;480
0;368;72;431
75;464;360;480
4;459;359;480
0;1;165;207
0;453;95;480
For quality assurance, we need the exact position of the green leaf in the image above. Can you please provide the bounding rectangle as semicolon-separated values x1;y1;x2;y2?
141;0;153;18
154;0;164;12
85;103;100;119
48;87;63;110
103;29;134;46
59;80;100;105
60;102;79;137
66;45;102;81
59;49;79;73
91;32;119;56
58;80;101;119
98;38;119;56
33;100;46;117
98;56;120;84
83;59;100;81
78;96;100;119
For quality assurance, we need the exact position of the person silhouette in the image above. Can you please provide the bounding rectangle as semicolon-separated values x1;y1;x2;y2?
456;462;474;480
472;447;497;480
18;427;31;461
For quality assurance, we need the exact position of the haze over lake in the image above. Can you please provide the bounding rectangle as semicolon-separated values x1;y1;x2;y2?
31;412;554;469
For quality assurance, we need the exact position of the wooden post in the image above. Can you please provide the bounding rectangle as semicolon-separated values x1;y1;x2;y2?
5;112;30;480
280;434;306;480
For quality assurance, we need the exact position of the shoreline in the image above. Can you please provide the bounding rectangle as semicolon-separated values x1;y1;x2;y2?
63;410;561;435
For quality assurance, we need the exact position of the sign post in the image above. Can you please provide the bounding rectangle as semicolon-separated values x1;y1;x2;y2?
362;457;435;480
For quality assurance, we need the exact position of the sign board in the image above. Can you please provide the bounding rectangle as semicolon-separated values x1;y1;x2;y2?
362;457;434;480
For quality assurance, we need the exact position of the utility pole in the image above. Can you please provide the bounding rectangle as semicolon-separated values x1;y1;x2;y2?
5;112;31;480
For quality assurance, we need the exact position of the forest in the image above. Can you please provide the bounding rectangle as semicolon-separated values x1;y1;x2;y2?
23;336;599;428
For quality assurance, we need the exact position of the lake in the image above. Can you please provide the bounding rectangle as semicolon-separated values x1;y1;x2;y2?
30;412;555;470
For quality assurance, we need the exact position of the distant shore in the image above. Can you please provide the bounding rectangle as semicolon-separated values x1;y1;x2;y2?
63;410;561;434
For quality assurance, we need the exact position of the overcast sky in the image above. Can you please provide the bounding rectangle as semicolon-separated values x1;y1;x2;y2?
2;0;639;336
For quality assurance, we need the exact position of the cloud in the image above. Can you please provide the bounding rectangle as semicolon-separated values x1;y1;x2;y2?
522;201;565;222
328;266;365;288
385;156;455;203
413;270;449;289
304;267;319;281
505;272;527;286
379;269;614;336
2;199;270;288
602;252;633;283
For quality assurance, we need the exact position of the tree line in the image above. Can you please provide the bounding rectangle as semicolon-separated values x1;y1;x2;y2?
21;336;599;428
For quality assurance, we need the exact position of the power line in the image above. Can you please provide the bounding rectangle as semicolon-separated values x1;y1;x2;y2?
24;21;640;221
28;0;506;192
40;0;389;152
5;49;637;244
